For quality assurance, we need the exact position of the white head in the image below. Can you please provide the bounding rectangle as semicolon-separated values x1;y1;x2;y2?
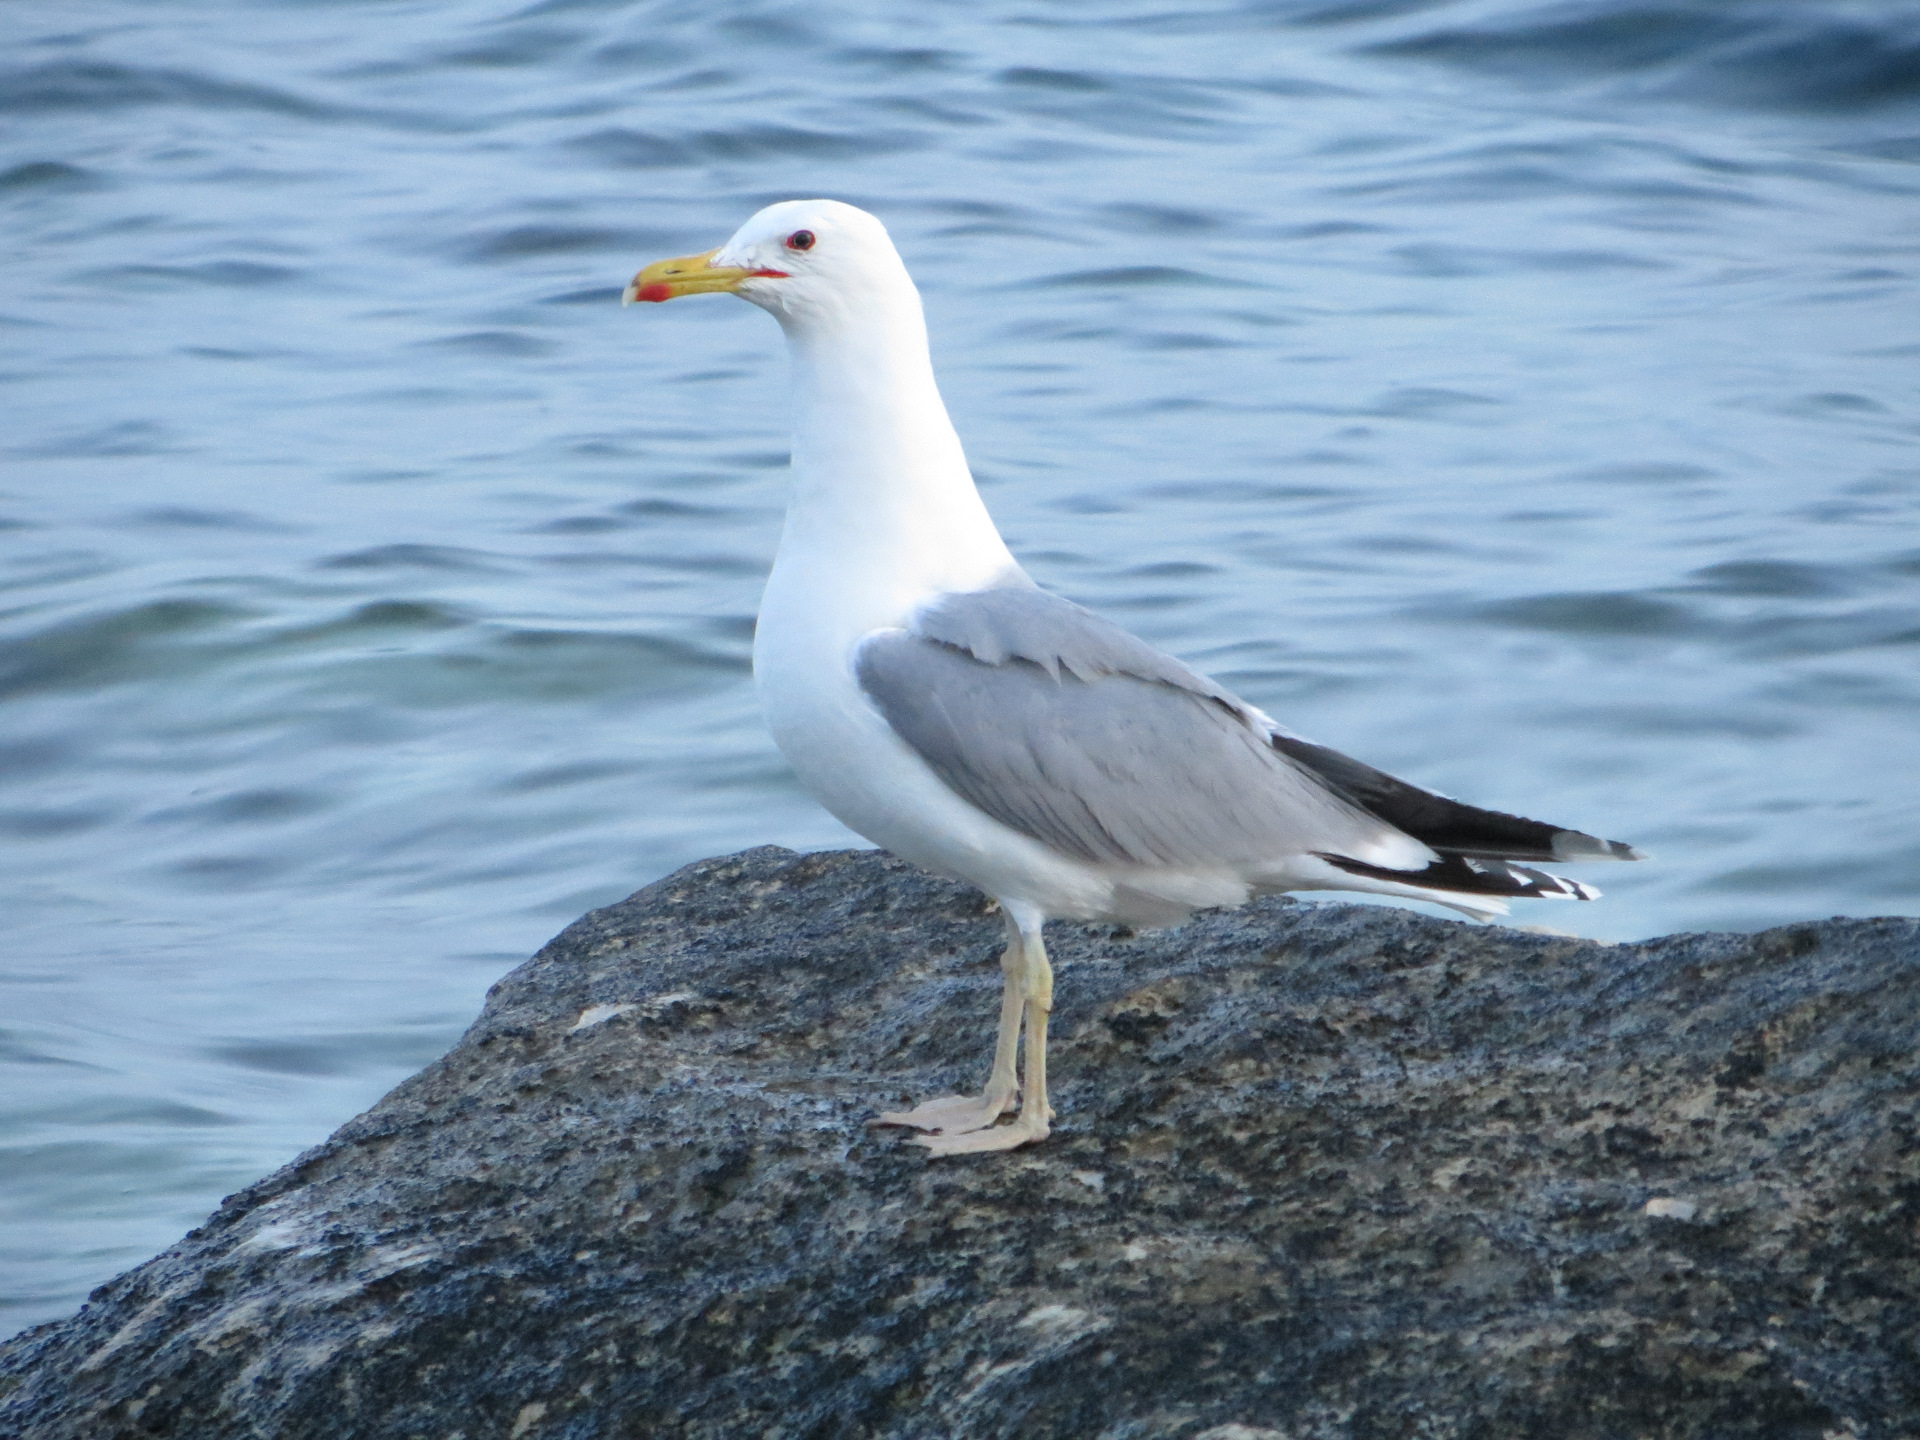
624;200;919;335
626;200;1010;586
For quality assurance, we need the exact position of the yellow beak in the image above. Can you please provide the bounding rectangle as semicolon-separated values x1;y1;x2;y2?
622;247;789;304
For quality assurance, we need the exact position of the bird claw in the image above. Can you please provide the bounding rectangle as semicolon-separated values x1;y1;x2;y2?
912;1113;1050;1157
872;1089;1015;1136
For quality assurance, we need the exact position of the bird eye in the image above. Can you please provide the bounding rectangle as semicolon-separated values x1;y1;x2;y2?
785;230;816;252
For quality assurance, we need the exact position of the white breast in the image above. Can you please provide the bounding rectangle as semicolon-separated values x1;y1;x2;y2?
752;530;1121;920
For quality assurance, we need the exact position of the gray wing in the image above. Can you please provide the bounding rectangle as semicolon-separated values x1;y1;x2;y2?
854;586;1406;871
910;583;1242;704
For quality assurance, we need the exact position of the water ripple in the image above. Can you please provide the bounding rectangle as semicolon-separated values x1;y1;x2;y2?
1366;3;1920;114
5;0;1919;1341
0;60;338;118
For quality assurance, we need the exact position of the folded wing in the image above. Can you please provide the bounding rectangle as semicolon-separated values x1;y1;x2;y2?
854;585;1639;907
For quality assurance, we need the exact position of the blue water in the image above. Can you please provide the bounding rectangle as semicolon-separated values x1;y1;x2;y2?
4;0;1918;1336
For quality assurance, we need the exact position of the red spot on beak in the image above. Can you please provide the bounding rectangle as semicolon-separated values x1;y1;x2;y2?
751;268;790;278
636;282;673;303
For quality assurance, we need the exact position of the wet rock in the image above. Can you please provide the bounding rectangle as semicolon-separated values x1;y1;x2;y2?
3;846;1916;1439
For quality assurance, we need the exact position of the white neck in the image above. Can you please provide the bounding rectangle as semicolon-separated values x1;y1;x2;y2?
765;284;1018;630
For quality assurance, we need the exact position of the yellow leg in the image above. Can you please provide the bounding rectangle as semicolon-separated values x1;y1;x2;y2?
874;911;1025;1135
915;922;1053;1157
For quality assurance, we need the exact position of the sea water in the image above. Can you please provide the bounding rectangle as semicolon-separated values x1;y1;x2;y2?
3;0;1917;1333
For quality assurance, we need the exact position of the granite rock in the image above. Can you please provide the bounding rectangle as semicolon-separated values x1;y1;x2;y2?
3;846;1917;1439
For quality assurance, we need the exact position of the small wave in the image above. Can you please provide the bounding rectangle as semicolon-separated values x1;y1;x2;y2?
1288;0;1455;25
541;285;623;306
1727;30;1920;113
1140;479;1346;502
1681;560;1855;598
1332;134;1766;210
0;598;252;701
15;420;186;459
1568;461;1721;486
1703;844;1920;897
1096;201;1230;235
163;854;293;891
1365;3;1920;114
318;544;505;573
0;59;335;119
532;515;628;534
296;626;745;709
1468;590;1700;637
0;1031;97;1070
718;450;790;470
498;759;644;794
275;600;471;644
995;66;1240;137
834;45;964;75
1840;134;1920;161
438;25;583;71
0;160;100;193
0;738;71;775
1364;385;1500;418
153;789;330;827
461;224;633;262
1025;265;1252;291
1779;391;1890;417
79;261;303;292
1132;331;1246;351
0;808;110;838
15;1097;237;1128
1884;550;1920;578
1540;702;1800;739
574;122;919;170
1463;583;1920;655
615;497;735;520
129;506;292;533
415;330;554;358
1000;66;1111;93
1368;7;1743;77
202;1039;353;1077
1387;240;1666;277
1730;606;1920;660
1050;493;1131;516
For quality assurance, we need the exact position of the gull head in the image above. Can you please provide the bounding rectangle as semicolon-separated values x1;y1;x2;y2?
623;200;915;330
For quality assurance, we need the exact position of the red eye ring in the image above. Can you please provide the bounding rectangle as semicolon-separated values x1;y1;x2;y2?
785;229;816;251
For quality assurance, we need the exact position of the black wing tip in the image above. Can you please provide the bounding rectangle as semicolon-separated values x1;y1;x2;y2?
1271;735;1641;868
1316;852;1601;902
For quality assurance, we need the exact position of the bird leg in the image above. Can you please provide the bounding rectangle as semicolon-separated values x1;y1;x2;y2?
874;911;1025;1135
912;923;1054;1157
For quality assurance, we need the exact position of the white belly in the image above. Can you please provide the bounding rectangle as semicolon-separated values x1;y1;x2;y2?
752;577;1117;921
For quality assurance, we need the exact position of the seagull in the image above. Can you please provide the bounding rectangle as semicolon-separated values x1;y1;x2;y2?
625;200;1642;1156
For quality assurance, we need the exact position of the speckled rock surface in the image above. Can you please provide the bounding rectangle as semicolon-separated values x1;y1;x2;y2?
3;846;1917;1440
